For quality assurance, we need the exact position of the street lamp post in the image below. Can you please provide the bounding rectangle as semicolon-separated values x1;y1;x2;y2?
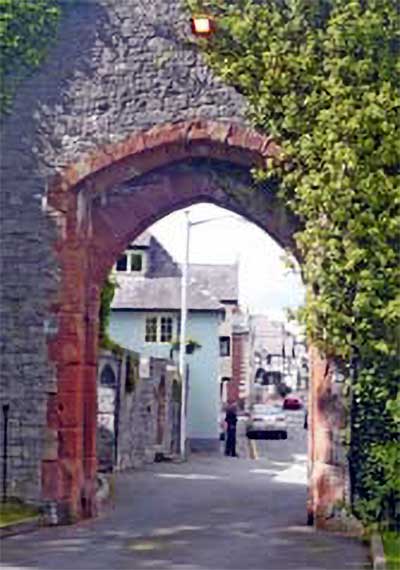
178;210;249;459
179;211;191;458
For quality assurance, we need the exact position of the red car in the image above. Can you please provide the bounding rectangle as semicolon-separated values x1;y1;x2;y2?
283;395;303;410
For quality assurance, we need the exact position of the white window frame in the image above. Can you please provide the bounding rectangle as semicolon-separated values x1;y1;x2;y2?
145;316;158;343
114;250;146;274
144;314;176;344
115;253;128;272
127;251;145;273
219;336;231;357
160;316;174;343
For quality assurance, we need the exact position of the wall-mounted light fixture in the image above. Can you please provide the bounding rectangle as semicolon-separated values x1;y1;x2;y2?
191;15;215;37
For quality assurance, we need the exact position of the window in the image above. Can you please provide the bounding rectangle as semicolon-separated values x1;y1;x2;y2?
160;317;173;342
130;253;143;271
114;251;144;273
100;364;116;387
116;254;128;271
145;317;157;342
219;336;231;357
145;315;175;343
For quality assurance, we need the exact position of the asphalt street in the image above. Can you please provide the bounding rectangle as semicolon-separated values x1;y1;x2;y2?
1;410;370;570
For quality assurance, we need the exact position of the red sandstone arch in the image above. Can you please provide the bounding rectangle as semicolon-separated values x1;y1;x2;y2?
44;119;341;527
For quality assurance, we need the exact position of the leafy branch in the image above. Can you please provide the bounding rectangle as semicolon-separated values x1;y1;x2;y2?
0;0;61;113
189;0;400;528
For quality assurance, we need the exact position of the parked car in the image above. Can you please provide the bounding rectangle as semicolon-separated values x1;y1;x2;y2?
246;404;287;439
283;395;303;410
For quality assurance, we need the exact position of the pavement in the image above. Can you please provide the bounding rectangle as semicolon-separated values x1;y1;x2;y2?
1;411;370;570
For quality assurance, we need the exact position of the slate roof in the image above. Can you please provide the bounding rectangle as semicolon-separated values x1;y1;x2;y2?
112;232;238;312
127;230;152;248
188;264;238;302
112;274;223;311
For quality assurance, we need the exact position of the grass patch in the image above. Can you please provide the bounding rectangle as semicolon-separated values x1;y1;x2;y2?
382;531;400;570
0;501;40;527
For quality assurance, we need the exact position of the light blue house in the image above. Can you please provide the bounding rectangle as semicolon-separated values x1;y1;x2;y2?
109;232;225;451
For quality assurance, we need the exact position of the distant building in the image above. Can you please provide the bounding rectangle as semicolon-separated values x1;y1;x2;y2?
230;310;251;408
189;263;240;409
249;315;308;402
109;232;240;451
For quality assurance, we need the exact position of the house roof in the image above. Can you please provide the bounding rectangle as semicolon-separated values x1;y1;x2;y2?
188;264;238;302
112;274;223;311
112;232;238;312
127;230;152;248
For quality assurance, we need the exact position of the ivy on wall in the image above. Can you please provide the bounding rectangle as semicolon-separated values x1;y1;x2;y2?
99;276;120;351
188;0;400;528
0;0;60;113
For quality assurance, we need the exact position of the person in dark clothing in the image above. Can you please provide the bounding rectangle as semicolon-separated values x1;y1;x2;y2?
225;405;238;457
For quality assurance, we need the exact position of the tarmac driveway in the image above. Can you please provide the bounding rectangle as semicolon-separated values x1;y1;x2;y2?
1;444;370;570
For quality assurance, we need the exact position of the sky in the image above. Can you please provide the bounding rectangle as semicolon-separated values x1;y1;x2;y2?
149;203;305;323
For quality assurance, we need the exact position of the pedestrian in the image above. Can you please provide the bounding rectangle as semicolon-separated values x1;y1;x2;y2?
225;403;238;457
304;408;308;430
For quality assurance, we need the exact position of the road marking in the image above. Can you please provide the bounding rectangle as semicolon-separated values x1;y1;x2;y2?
253;441;259;460
248;439;259;460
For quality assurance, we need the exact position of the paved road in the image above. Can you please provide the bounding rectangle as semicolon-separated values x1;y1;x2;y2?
233;408;308;461
2;413;369;570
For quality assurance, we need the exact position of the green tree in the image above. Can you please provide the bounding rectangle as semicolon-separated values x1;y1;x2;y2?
189;0;400;527
0;0;60;113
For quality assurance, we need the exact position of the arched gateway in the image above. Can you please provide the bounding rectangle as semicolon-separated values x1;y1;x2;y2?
44;119;343;526
0;1;346;529
45;119;299;520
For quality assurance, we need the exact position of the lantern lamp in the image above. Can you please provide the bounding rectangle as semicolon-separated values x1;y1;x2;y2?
191;15;215;37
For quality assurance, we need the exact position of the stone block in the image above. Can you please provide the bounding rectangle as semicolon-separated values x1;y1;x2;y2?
43;428;59;461
58;428;83;459
42;460;62;501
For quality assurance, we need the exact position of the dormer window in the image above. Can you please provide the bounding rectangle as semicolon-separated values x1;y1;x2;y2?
115;250;146;273
130;253;143;272
116;254;128;272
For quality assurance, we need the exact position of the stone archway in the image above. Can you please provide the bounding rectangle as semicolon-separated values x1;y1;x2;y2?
44;118;341;527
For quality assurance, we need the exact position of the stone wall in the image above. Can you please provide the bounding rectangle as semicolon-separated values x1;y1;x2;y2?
0;0;351;528
0;0;243;506
97;349;180;473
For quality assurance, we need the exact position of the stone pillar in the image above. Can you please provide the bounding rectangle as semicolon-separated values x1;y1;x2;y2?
308;347;347;529
43;239;88;523
81;282;101;518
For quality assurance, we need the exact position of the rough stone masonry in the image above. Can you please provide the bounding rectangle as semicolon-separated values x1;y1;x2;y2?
0;0;244;508
0;0;347;526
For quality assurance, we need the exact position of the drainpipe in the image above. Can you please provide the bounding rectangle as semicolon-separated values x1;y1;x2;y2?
2;404;10;503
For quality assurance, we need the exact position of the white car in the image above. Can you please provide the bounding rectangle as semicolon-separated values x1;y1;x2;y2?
246;404;287;440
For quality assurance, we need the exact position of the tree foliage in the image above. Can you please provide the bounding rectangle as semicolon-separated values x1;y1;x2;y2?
189;0;400;527
0;0;60;113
